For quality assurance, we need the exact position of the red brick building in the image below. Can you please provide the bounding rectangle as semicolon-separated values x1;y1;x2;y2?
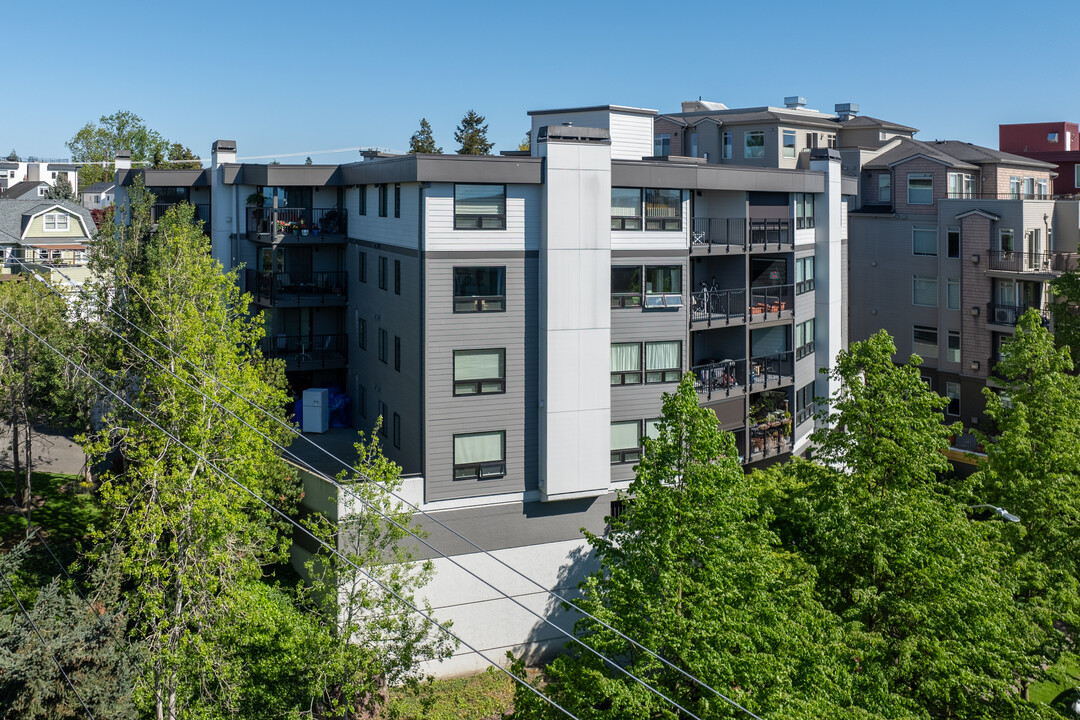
999;122;1080;195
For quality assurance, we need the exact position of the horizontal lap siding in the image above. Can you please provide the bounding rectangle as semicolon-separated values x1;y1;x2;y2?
424;256;538;502
425;184;538;252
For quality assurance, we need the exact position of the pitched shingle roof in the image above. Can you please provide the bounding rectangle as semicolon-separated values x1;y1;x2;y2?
82;181;115;194
1;181;48;199
0;199;94;245
864;137;1057;171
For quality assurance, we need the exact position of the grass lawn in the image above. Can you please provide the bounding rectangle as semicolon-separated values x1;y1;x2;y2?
1029;651;1080;713
387;667;519;720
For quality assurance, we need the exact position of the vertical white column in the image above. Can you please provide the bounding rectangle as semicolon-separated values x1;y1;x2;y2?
537;136;612;501
811;151;844;405
210;140;237;269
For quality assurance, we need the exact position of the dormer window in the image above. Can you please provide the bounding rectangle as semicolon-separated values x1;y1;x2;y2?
43;212;70;231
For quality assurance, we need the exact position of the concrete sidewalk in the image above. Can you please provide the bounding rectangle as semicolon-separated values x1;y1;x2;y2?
0;427;86;476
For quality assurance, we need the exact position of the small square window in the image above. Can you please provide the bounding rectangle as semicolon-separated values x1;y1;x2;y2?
913;228;937;256
611;342;642;385
453;267;505;312
611;420;642;464
611;188;642;230
454;348;505;395
645;341;681;383
907;173;933;205
1048;132;1059;143
454;184;506;230
913;325;938;359
912;275;938;307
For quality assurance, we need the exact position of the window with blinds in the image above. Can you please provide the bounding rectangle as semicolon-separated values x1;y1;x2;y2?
453;349;505;395
454;184;506;229
644;189;681;231
453;431;505;479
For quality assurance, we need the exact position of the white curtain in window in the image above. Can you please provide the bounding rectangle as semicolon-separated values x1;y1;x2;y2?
455;349;502;381
646;341;680;371
454;432;503;464
611;343;640;372
610;421;641;451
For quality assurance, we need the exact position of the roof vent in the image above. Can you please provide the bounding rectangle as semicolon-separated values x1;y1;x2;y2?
784;96;807;109
835;103;860;121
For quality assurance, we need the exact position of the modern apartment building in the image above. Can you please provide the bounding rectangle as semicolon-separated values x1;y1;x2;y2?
847;136;1080;445
112;101;850;674
1000;121;1080;196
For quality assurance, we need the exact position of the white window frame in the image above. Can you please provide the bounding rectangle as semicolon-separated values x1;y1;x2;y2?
43;212;69;232
907;173;933;205
912;275;938;307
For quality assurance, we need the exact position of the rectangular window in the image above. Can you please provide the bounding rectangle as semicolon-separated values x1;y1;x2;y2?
1000;228;1015;252
644;419;661;442
611;420;642;464
1037;178;1049;198
1048;132;1060;143
357;317;366;350
453;431;505;480
722;132;732;160
393;413;401;449
453;266;505;312
795;193;815;229
394;336;401;372
394;259;401;295
611;266;642;308
912;227;938;256
907;173;933;204
378;184;388;217
945;381;960;416
643;265;682;308
454;184;506;229
378;256;388;290
796;382;815;426
795;319;815;360
744;130;765;159
1009;176;1021;199
795;257;815;294
947;173;975;199
43;212;69;231
913;325;938;359
912;275;938;307
611;188;642;230
947;227;960;258
1075;165;1080;188
377;401;388;435
359;185;366;215
782;130;796;158
611;342;642;385
689;131;698;158
1023;177;1034;199
359;250;366;282
654;134;670;156
644;189;681;231
947;331;961;363
878;174;891;203
394;183;401;218
378;329;387;363
645;341;681;384
453;349;505;395
947;278;960;310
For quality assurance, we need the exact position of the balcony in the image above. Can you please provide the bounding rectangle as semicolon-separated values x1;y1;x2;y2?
692;358;748;401
690;288;746;327
250;207;348;242
986;249;1078;275
690;218;747;254
748;219;792;251
946;191;1051;200
259;333;348;370
152;202;211;234
749;351;794;392
748;428;793;462
986;303;1049;328
748;285;794;322
246;269;348;307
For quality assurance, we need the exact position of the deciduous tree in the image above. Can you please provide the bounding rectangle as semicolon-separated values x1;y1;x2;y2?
65;110;171;187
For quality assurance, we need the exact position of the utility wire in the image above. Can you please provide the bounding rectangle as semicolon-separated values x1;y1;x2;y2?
0;306;584;720
8;239;764;720
8;257;708;720
0;564;96;720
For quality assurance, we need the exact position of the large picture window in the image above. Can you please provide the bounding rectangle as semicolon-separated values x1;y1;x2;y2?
611;188;642;230
912;227;937;256
645;341;681;383
907;173;933;204
913;325;938;358
611;343;642;385
453;431;505;480
744;130;765;159
644;189;681;231
454;184;506;229
912;275;938;307
453;349;505;395
611;421;642;464
453;266;505;312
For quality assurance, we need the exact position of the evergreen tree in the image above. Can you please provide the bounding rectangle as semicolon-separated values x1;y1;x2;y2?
305;156;313;165
408;118;442;154
454;110;494;155
44;174;76;201
5;149;17;162
166;142;201;170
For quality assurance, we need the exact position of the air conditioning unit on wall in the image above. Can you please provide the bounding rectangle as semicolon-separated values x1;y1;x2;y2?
995;307;1016;325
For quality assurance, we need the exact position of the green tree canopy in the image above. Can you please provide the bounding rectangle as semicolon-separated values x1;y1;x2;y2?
65;110;172;187
455;110;494;155
408;118;443;154
166;142;201;170
43;174;76;201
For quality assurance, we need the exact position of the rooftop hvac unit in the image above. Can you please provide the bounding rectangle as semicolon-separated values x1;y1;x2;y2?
995;307;1016;325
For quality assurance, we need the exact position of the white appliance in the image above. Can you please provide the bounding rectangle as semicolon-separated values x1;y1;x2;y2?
302;388;329;433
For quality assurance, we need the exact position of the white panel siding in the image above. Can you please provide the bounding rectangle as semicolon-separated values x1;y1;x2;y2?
348;183;420;250
424;183;538;252
608;112;656;161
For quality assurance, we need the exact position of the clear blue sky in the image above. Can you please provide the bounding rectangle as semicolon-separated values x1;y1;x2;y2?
4;0;1078;165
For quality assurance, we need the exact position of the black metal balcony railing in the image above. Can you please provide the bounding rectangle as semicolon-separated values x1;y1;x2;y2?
690;288;746;326
749;351;795;391
251;207;348;236
986;303;1050;327
749;429;793;462
748;284;794;321
151;202;210;229
692;358;747;400
246;270;348;305
259;333;348;369
986;249;1079;274
748;219;791;250
691;218;747;252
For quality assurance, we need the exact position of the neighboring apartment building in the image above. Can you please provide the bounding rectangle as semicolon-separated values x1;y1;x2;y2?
847;137;1079;445
0;198;95;285
113;101;849;674
0;160;79;197
1000;121;1080;196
